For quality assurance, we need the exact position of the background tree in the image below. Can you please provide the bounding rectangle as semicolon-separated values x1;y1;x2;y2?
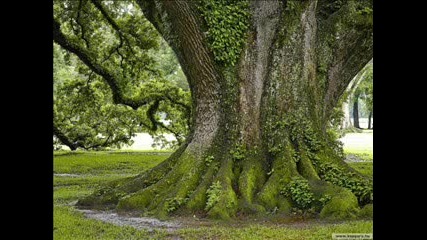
54;0;373;219
53;31;190;151
54;43;141;150
353;92;361;128
339;59;372;130
357;64;373;129
351;61;373;129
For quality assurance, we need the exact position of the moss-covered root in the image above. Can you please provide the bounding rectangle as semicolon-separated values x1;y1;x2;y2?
185;161;218;211
256;151;298;212
358;204;373;218
77;162;172;209
116;152;200;216
310;180;360;220
297;153;320;180
77;145;186;209
206;157;238;219
147;158;206;218
238;155;267;215
77;177;132;209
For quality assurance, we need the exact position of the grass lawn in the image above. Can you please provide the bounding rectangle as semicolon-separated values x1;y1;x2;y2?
54;151;372;239
341;130;373;161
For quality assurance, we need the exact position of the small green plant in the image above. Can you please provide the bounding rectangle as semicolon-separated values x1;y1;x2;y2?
165;197;188;213
205;155;215;166
230;143;246;161
281;177;315;210
315;194;333;211
319;194;332;206
356;7;373;15
315;161;373;205
285;1;297;11
205;181;222;211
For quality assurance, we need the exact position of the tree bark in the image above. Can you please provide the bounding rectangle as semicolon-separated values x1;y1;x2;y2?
353;94;360;128
77;0;373;220
53;124;77;151
341;101;351;129
368;111;372;129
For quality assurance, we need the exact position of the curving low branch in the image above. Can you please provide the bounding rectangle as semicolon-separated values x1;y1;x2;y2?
54;16;190;141
53;123;78;151
316;0;373;120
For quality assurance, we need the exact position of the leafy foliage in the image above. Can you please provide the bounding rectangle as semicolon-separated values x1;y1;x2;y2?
281;177;315;210
205;181;222;211
230;143;246;161
198;0;250;66
355;62;373;115
54;44;140;150
314;161;373;205
53;0;192;150
204;155;215;166
166;197;188;213
267;111;324;159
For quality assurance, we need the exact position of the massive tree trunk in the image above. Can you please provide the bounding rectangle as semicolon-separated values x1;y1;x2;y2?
78;0;373;219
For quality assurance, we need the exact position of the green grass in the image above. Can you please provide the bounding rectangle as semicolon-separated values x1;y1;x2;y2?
54;151;373;239
341;130;373;162
344;149;373;161
173;221;373;240
54;206;372;240
54;151;169;175
54;186;94;204
54;206;166;239
348;162;373;176
54;174;135;187
340;131;373;176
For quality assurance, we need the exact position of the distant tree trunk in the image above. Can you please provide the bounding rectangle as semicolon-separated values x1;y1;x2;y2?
74;0;373;220
353;94;360;129
340;59;372;130
368;111;372;129
341;100;351;129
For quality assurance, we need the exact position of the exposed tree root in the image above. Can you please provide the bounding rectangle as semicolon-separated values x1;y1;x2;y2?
78;141;372;220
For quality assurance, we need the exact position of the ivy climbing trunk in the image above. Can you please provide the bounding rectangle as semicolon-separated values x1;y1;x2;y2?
78;0;373;220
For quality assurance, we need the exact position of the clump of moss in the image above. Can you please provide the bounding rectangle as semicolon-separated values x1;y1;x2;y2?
116;191;153;211
358;203;373;218
320;189;359;220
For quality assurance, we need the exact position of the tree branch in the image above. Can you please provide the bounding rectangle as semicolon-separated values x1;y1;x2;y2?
89;0;135;55
53;18;151;109
53;123;77;151
316;0;373;120
76;0;90;49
